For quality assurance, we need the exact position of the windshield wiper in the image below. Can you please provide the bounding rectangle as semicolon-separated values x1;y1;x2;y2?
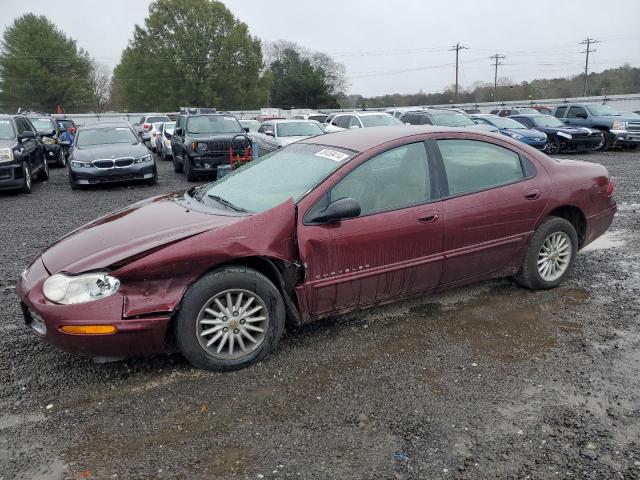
207;194;249;212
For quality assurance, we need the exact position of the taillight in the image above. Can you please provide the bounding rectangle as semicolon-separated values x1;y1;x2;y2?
606;178;615;197
143;123;151;129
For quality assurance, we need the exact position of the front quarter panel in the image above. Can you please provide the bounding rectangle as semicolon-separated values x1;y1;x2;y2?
113;199;297;317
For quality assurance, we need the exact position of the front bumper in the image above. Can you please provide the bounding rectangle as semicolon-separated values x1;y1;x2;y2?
187;154;229;173
70;163;156;185
0;163;25;190
16;258;170;358
611;130;640;144
563;137;604;151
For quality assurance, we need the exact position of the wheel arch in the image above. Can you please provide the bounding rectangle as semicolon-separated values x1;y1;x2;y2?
546;205;587;248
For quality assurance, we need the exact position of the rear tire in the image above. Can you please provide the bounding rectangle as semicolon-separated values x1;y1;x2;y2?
175;267;285;371
514;217;578;290
56;148;66;167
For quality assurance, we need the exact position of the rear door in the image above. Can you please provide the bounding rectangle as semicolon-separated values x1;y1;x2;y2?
433;134;551;287
297;141;444;317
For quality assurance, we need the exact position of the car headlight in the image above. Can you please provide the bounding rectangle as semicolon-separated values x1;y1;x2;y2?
134;154;153;164
0;147;14;164
42;272;120;305
164;139;171;146
612;120;627;130
42;137;55;145
196;142;208;152
71;160;92;168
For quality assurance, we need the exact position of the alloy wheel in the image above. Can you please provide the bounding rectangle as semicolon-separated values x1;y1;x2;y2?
196;289;269;360
537;232;572;282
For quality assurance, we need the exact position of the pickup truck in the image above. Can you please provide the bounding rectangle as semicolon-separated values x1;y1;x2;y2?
552;103;640;150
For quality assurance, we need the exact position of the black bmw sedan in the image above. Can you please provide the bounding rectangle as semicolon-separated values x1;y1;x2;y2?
68;122;157;190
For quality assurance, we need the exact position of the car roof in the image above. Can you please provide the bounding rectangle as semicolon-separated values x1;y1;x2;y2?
300;125;477;152
266;119;320;124
510;114;547;118
470;113;499;117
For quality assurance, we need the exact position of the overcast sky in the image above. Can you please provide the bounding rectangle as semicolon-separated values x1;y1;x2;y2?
2;0;639;97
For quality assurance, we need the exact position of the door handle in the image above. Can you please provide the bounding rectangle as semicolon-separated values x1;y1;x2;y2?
418;211;439;223
523;189;541;200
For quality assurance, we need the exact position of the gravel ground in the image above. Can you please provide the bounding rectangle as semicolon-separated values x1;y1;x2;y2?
1;149;639;480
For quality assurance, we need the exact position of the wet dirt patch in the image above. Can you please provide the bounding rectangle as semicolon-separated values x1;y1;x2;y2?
409;286;588;362
582;230;627;251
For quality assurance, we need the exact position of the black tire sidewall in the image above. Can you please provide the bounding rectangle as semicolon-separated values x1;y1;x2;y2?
523;217;578;289
20;163;32;194
175;267;285;371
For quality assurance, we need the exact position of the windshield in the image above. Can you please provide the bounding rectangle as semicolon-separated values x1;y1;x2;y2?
187;115;242;134
587;105;619;116
29;118;55;133
532;116;565;128
146;116;171;124
432;112;474;127
276;122;324;137
76;126;138;146
0;120;15;139
195;143;353;212
163;121;176;135
360;115;402;127
240;120;260;132
489;116;528;129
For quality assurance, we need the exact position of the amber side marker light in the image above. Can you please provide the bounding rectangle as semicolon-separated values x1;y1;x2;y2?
60;325;117;335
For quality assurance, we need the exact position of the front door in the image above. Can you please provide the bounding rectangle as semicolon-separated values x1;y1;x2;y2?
297;141;444;317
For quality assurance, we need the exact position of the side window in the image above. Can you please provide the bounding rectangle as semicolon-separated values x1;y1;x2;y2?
567;106;586;118
265;124;275;135
404;114;419;125
19;118;34;134
257;124;266;134
336;116;351;129
329;142;431;216
420;115;433;125
437;140;526;196
348;116;362;129
554;106;567;118
176;116;185;130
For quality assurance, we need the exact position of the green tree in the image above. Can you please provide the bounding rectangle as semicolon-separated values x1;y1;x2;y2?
113;0;269;111
265;41;346;109
0;14;97;113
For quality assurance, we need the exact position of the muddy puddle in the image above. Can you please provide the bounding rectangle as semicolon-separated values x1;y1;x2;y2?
582;230;627;251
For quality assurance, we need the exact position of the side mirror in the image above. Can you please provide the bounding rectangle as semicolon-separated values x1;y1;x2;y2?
165;132;172;139
265;131;275;137
174;127;183;136
308;197;361;224
19;131;35;140
243;127;250;133
142;133;151;142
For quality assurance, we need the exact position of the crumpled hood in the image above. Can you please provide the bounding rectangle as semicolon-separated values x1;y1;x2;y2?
41;193;244;274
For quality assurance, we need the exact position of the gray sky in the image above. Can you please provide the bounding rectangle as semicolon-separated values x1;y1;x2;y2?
2;0;639;96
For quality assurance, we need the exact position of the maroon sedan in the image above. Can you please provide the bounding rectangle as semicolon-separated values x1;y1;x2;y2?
16;126;616;371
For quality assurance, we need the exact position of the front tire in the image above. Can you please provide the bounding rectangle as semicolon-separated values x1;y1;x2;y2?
514;217;578;290
37;157;49;181
175;267;285;371
185;157;197;182
173;154;184;173
19;163;32;194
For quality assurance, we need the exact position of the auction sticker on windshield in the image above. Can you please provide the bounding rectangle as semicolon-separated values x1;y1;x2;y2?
315;148;349;162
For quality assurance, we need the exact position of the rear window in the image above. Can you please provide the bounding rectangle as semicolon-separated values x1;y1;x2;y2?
360;115;402;127
146;116;171;124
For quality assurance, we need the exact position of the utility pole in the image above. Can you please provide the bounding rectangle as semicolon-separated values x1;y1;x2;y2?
579;37;598;97
450;42;467;103
490;53;506;101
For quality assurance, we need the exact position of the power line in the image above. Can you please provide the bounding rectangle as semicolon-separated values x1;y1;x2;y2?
490;53;506;101
579;37;599;96
450;42;468;102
